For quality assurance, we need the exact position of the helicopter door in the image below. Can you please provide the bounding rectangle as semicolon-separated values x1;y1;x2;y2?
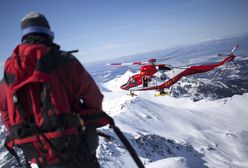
143;76;149;87
160;73;167;80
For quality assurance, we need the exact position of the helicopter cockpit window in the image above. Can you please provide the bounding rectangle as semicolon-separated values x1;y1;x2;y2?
131;78;138;85
161;74;167;80
126;77;137;86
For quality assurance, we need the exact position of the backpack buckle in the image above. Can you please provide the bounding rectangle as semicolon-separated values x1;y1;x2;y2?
74;113;86;131
13;94;18;104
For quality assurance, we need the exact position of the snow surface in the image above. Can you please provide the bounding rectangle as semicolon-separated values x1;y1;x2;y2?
147;157;188;168
97;71;248;168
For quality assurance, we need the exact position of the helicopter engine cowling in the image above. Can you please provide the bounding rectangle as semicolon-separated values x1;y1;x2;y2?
139;65;157;76
156;64;172;71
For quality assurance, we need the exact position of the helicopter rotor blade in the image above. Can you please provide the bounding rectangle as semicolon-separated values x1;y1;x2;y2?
107;61;148;66
107;47;184;66
157;48;183;62
157;55;179;62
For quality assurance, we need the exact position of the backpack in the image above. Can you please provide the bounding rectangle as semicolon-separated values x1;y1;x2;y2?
3;44;99;167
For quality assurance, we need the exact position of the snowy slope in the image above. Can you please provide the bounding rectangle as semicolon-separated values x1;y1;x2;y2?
97;71;248;168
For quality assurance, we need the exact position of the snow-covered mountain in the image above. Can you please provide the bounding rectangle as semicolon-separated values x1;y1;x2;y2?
94;33;248;168
1;33;248;168
98;77;248;167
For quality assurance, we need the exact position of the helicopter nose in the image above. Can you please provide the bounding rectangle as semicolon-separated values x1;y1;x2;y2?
120;84;129;90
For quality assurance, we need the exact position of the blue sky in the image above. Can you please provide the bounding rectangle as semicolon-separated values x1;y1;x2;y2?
0;0;248;66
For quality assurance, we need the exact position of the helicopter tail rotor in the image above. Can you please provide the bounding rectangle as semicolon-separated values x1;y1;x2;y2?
218;44;239;57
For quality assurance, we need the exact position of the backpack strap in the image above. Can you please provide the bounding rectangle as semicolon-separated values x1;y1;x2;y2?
7;83;70;167
6;91;38;167
40;83;64;130
13;93;28;119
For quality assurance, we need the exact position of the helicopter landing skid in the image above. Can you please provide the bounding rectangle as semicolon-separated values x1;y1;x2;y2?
127;91;137;97
154;90;170;97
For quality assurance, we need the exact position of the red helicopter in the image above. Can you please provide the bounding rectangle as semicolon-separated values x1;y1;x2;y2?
108;44;239;96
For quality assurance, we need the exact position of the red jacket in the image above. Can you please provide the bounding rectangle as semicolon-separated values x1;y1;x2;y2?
1;43;108;128
1;43;108;165
0;81;9;129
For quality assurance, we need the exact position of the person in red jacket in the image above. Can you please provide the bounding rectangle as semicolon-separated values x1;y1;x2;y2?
0;12;108;168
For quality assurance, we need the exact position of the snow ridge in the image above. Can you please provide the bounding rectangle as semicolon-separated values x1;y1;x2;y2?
98;72;248;168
